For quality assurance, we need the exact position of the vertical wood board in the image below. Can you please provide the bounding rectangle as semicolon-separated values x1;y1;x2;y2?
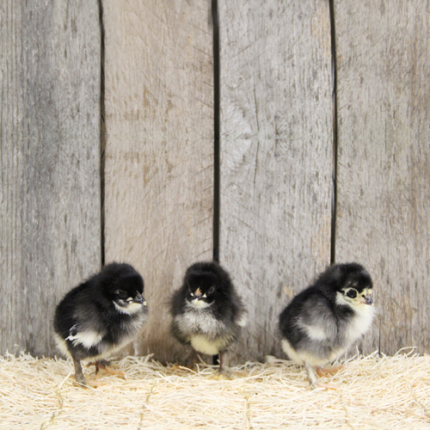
103;0;214;362
0;1;102;356
219;0;334;363
335;0;430;354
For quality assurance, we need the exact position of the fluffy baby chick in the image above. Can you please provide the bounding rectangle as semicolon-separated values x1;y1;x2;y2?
170;261;246;373
279;262;375;388
54;262;148;386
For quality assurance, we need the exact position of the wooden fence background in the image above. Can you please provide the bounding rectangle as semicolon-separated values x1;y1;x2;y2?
1;0;429;362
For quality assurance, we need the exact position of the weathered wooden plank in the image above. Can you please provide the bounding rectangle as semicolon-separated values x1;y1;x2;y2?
335;0;430;354
219;0;334;363
0;1;101;356
103;0;214;362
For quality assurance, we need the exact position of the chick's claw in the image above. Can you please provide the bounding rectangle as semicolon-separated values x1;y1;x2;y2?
211;372;232;381
316;365;344;377
315;382;339;391
95;361;125;379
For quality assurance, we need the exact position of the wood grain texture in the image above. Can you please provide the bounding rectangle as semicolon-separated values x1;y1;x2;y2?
103;0;214;362
219;0;334;363
0;1;101;356
335;0;430;354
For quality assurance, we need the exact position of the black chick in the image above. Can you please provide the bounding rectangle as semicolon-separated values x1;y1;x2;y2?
170;261;246;373
54;262;148;386
279;262;375;388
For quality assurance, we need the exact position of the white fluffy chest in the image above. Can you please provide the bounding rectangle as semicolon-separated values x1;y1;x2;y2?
343;304;375;347
175;308;224;338
66;327;103;349
114;301;145;315
190;335;222;355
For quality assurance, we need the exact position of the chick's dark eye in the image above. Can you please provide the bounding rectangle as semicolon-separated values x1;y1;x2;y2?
115;289;127;298
346;289;357;299
208;286;215;294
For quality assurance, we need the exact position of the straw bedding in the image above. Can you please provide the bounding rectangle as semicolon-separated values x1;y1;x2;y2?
0;350;429;430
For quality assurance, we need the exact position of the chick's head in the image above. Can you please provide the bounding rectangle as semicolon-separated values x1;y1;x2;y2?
186;271;219;309
322;263;374;308
105;271;146;314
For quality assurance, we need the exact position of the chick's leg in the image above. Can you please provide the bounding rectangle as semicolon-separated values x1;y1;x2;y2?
215;351;233;379
218;351;223;373
186;349;197;370
305;363;338;390
94;359;125;378
171;349;198;372
218;350;227;374
72;357;87;387
305;363;318;388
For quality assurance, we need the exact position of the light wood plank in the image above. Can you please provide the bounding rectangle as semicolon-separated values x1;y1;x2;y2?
103;0;214;362
0;1;102;356
335;0;430;354
219;0;334;363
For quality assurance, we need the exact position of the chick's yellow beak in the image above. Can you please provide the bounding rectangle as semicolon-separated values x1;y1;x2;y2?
364;293;374;305
133;292;145;304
